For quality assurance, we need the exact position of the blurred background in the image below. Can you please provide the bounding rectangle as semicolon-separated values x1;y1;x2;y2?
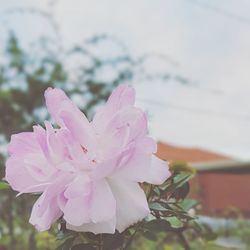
0;0;250;249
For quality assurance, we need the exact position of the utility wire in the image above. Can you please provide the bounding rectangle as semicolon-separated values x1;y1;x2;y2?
186;0;250;26
138;97;250;121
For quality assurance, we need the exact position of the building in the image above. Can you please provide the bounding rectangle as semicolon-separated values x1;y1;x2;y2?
157;142;250;217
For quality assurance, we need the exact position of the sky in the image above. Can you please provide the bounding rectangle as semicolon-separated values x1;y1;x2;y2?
0;0;250;160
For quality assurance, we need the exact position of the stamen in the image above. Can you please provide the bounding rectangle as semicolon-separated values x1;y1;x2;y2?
81;146;88;153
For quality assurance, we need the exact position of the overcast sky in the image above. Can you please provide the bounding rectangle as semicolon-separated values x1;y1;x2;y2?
1;0;250;160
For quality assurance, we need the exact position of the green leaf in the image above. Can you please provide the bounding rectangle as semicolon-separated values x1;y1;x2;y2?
171;182;190;200
192;221;203;234
0;181;9;190
56;237;75;250
153;186;160;196
144;219;172;232
166;217;183;228
163;173;193;194
149;202;168;211
180;199;198;211
173;173;193;189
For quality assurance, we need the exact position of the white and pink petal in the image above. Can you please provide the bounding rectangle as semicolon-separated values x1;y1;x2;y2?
45;88;95;150
113;152;170;185
66;217;116;234
29;194;62;231
92;85;135;133
108;178;150;232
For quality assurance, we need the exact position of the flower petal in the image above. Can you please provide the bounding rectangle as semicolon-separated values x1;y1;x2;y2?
45;87;95;149
135;137;157;154
5;157;44;193
63;178;116;227
28;173;70;231
63;196;91;226
64;174;91;199
63;174;92;226
59;110;95;150
24;153;57;182
8;132;39;156
33;125;50;160
89;179;116;223
114;152;170;185
90;158;118;180
92;85;135;133
108;178;150;232
29;194;62;231
44;87;69;125
106;107;148;142
66;217;116;234
105;107;147;141
5;129;57;192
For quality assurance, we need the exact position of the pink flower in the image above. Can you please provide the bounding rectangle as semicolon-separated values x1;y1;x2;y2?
5;85;171;234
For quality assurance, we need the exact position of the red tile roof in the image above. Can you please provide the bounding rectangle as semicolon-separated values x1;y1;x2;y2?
157;142;230;163
157;143;250;217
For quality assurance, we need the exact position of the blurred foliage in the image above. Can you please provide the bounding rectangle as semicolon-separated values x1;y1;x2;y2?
1;30;245;249
0;32;248;249
0;28;203;249
169;161;197;175
0;30;181;249
0;182;8;190
0;5;238;250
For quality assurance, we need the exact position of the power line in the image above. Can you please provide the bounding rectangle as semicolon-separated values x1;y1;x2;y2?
138;97;250;121
186;0;250;26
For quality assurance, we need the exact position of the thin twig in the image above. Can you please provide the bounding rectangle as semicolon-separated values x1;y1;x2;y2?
98;234;103;250
123;222;143;250
177;231;191;250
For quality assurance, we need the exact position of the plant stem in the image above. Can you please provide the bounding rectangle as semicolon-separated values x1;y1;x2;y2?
147;184;153;201
177;231;191;250
98;234;103;250
123;222;143;250
123;231;136;250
